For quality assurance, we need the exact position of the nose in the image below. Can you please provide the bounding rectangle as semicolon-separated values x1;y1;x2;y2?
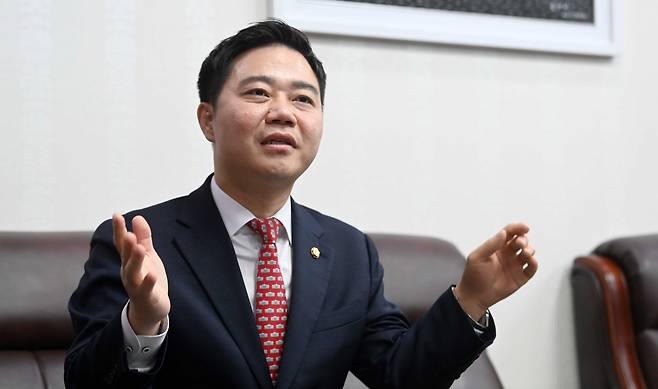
265;103;296;127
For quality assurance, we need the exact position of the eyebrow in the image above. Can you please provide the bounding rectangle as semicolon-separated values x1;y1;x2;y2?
238;75;319;97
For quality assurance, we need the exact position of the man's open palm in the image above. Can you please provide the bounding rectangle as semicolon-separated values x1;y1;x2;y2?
113;214;170;335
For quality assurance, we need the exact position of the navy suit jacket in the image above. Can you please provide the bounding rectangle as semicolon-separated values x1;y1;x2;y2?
66;176;494;389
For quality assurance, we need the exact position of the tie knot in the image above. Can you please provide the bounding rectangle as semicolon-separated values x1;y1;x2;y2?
248;218;280;244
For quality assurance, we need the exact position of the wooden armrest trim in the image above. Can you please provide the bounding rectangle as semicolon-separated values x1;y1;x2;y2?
574;255;648;389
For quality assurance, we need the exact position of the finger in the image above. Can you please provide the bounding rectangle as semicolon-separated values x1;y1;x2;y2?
469;229;507;260
522;254;539;279
121;231;138;267
132;216;154;251
514;245;535;266
123;242;147;290
500;235;528;259
112;214;127;257
502;223;530;241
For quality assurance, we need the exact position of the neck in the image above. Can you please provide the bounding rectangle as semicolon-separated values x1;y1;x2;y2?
214;174;292;219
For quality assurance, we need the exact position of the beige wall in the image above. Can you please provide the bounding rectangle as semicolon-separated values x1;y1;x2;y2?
1;1;657;388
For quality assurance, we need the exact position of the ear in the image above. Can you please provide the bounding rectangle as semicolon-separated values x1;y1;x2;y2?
197;102;216;142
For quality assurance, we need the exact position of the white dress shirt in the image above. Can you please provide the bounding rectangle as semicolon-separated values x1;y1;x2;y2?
121;176;293;371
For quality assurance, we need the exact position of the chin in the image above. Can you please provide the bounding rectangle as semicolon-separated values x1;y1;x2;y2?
265;169;298;182
260;164;304;183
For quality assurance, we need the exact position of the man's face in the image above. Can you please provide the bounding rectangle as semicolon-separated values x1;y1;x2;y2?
202;44;323;194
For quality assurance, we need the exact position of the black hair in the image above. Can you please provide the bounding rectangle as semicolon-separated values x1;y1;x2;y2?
197;19;326;106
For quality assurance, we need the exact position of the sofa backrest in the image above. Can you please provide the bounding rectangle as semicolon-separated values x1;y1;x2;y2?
0;232;90;389
368;233;502;389
0;231;502;389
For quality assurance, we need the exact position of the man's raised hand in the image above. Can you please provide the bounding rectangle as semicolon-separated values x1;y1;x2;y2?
113;214;170;335
454;223;538;320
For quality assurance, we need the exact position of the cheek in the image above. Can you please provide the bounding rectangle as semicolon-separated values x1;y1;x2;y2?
312;127;323;150
217;108;261;142
235;110;257;127
303;123;323;159
301;112;323;136
309;120;323;147
224;110;250;133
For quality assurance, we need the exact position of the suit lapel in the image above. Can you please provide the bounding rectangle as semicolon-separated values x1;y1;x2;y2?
173;176;271;389
276;202;335;389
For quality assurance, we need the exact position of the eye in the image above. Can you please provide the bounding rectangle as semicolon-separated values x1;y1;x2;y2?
294;95;315;106
246;88;270;98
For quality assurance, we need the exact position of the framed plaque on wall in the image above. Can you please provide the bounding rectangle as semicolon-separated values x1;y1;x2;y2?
269;0;621;57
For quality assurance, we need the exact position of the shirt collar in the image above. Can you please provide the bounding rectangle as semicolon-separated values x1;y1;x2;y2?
210;176;292;244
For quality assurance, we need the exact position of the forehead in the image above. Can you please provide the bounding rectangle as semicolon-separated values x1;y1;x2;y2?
226;44;319;90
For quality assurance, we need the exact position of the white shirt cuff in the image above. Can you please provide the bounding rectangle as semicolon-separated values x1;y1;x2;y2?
121;301;168;372
450;286;490;336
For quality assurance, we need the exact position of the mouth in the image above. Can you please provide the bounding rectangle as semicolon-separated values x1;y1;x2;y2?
261;132;297;149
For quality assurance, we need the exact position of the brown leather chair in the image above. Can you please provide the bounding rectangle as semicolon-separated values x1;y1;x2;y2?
0;232;90;389
571;234;658;389
0;231;501;389
349;234;503;389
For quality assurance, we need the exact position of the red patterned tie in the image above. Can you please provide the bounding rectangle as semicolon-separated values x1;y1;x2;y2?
248;218;287;386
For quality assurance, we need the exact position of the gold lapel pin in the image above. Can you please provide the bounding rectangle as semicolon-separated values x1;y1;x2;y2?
310;247;320;259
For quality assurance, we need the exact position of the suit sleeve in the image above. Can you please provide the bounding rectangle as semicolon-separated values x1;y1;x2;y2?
65;220;168;389
350;235;495;389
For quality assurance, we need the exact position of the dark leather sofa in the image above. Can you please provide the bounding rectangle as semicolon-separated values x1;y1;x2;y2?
0;231;501;389
571;234;658;389
0;232;90;389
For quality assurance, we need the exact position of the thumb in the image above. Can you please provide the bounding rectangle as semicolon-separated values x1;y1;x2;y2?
132;215;154;250
469;229;507;260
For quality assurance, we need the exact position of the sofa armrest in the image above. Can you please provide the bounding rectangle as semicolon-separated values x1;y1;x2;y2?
572;255;647;389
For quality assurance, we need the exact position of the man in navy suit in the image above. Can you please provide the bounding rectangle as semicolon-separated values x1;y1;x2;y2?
65;20;538;388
